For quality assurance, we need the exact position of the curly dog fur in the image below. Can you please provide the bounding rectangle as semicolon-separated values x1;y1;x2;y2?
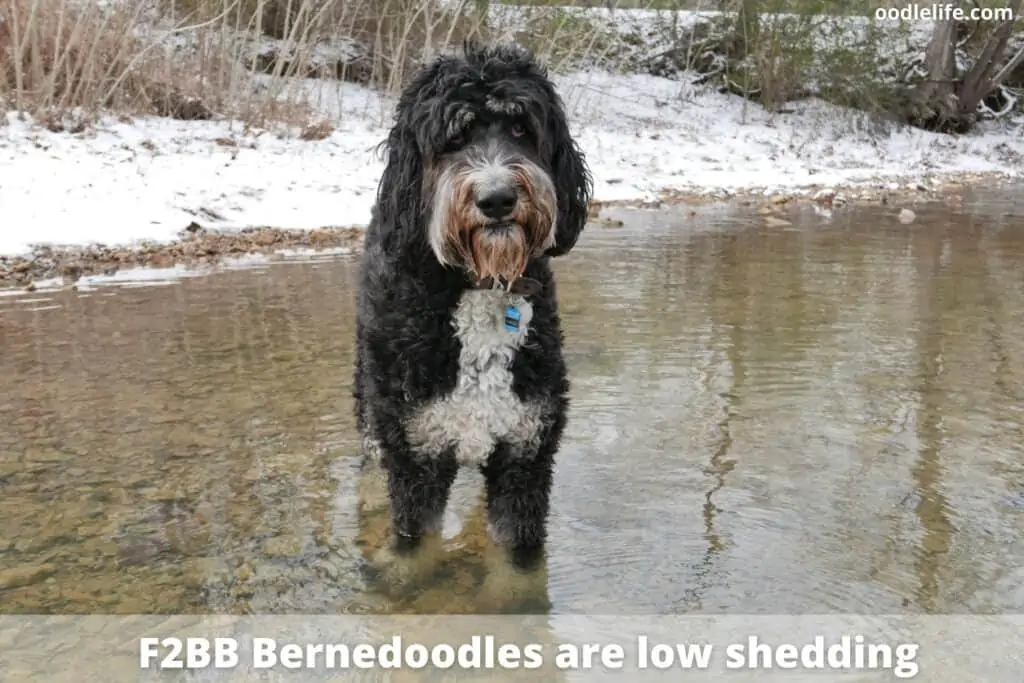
353;42;592;570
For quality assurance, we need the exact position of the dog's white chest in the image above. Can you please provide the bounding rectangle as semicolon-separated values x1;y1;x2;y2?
406;289;542;465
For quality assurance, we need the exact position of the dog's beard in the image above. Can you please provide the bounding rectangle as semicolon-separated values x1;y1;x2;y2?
427;158;557;284
467;224;529;284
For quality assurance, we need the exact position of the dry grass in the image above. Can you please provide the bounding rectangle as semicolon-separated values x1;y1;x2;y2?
1;0;1013;130
0;0;647;127
0;0;263;127
0;0;477;126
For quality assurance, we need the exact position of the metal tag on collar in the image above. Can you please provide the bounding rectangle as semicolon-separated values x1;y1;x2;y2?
504;305;521;332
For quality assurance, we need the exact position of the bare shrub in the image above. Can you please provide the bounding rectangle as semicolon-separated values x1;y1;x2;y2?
177;0;487;90
484;4;620;73
2;0;1016;133
0;0;655;127
0;0;263;124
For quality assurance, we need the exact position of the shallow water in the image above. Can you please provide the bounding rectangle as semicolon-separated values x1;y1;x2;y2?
2;189;1023;616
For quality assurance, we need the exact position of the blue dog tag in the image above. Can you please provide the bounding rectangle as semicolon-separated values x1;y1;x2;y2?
504;305;521;332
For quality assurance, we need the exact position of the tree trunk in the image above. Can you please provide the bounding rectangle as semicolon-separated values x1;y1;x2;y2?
958;0;1023;117
735;0;760;57
714;0;760;59
906;2;961;131
905;0;1023;132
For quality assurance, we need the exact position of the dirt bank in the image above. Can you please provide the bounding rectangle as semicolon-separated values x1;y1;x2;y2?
0;171;1011;291
597;171;1008;212
0;224;366;290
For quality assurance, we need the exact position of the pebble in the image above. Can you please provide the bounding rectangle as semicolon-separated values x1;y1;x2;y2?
261;536;305;559
763;216;793;227
812;188;837;205
26;448;74;463
185;558;233;586
0;564;57;590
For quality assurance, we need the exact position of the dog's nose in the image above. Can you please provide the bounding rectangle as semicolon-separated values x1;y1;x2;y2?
476;187;518;219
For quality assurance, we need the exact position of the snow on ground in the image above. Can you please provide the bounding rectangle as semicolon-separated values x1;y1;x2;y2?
2;67;1024;257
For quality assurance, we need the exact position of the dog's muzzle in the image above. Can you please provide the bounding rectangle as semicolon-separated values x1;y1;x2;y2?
427;142;557;288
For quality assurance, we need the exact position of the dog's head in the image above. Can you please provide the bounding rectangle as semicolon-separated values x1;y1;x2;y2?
374;43;592;285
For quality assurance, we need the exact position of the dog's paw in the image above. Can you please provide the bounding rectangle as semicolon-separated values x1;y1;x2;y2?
363;534;446;598
474;548;551;614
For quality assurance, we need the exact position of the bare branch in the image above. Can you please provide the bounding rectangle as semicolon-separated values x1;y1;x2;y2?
958;0;1022;115
992;42;1024;88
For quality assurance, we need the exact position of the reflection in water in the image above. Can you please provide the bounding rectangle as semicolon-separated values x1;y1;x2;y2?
1;189;1023;616
910;227;952;613
354;456;552;615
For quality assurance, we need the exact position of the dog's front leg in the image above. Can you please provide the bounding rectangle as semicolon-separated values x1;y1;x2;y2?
480;428;560;571
383;445;458;554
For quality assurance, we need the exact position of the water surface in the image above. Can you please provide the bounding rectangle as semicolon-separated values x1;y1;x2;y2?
2;189;1023;615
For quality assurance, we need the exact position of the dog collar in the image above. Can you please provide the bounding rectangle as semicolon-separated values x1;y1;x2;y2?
473;276;542;297
471;276;539;334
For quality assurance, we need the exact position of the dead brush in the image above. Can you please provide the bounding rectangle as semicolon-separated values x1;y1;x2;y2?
0;0;312;126
0;0;678;131
0;0;214;120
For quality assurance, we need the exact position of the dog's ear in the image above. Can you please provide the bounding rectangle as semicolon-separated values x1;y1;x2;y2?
371;101;425;254
371;56;457;255
545;97;593;258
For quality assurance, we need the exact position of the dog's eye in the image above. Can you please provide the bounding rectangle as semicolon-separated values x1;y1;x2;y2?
449;133;465;147
510;123;526;138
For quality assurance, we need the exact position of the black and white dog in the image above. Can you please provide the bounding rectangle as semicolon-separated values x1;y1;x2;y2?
353;43;592;571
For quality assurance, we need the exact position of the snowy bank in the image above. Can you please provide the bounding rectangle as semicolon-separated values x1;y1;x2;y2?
3;69;1024;257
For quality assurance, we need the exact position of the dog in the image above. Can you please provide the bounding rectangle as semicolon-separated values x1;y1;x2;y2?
353;42;592;573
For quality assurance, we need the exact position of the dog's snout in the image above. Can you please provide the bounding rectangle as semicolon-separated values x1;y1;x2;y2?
476;186;518;219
